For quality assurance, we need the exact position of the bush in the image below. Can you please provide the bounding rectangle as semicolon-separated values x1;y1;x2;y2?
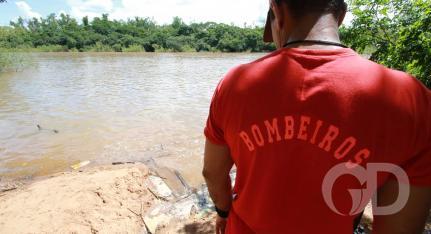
342;0;431;88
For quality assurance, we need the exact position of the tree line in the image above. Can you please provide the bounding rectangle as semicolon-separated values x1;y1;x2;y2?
0;14;275;53
341;0;430;87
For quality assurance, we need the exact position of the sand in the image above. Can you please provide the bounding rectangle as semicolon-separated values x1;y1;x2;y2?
0;163;155;233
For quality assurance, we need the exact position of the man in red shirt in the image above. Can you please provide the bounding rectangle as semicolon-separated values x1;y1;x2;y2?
203;0;431;233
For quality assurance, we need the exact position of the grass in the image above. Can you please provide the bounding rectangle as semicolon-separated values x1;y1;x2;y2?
0;45;68;53
0;52;28;72
122;44;146;52
83;42;115;52
154;45;197;53
35;45;69;52
0;44;254;53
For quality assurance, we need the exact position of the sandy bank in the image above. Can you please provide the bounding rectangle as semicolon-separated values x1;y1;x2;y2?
0;164;153;233
0;163;215;233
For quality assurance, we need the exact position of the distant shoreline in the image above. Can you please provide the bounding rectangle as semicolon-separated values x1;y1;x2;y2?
0;49;270;54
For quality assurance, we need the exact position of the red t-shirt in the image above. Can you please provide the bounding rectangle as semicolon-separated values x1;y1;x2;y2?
204;48;431;233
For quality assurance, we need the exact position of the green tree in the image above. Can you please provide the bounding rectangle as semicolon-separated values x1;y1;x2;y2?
342;0;431;88
1;14;275;53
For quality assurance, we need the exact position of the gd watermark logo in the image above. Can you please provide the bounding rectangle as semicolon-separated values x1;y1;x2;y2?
322;163;410;216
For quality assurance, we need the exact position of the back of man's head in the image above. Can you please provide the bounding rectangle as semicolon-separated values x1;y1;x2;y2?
275;0;347;18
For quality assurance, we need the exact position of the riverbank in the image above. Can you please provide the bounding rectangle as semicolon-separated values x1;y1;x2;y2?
0;48;264;53
0;163;215;233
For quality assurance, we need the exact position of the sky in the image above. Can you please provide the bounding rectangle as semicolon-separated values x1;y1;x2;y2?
0;0;353;27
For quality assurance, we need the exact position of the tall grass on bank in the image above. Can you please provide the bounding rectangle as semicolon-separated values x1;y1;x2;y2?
0;52;27;72
0;44;200;53
0;45;69;53
122;44;146;52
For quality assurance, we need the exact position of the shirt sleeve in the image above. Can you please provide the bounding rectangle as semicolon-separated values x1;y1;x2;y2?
204;80;227;145
403;80;431;186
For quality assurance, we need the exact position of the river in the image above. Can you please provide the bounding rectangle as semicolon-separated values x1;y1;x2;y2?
0;52;265;187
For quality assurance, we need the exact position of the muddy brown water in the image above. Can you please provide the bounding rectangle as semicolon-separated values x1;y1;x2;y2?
0;52;265;187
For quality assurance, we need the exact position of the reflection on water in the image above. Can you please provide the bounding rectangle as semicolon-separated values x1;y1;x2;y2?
0;52;264;186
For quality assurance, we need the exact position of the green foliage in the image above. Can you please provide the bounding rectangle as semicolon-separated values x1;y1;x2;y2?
0;14;275;54
341;0;431;88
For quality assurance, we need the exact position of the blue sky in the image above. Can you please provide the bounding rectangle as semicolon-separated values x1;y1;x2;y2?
0;0;353;26
1;0;64;25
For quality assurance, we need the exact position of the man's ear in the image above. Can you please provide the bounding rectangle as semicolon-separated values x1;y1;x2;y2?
270;0;285;29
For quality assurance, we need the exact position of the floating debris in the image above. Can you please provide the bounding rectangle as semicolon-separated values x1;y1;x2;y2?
143;195;199;233
142;167;209;233
0;186;17;193
154;167;190;199
70;161;91;170
112;162;135;165
147;175;173;200
195;184;214;211
0;181;23;193
37;124;59;134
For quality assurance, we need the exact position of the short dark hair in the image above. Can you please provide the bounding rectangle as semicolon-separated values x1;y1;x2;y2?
274;0;347;18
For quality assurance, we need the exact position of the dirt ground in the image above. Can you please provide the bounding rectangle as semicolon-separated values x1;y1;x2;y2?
0;164;154;233
156;214;216;234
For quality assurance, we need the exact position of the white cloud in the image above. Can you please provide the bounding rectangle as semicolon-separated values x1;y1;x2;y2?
65;0;353;26
67;0;114;19
15;1;42;19
67;0;269;26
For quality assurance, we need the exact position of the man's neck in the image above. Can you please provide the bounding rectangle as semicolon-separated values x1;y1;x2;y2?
285;13;342;49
